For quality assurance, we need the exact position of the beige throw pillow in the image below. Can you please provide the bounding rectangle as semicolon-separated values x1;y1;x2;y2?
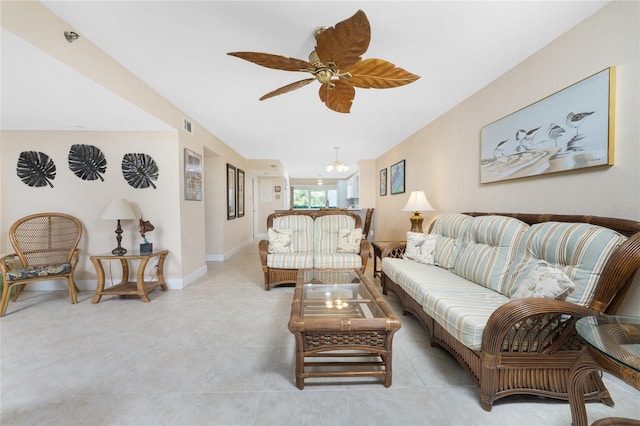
337;228;363;253
510;260;575;300
267;228;293;253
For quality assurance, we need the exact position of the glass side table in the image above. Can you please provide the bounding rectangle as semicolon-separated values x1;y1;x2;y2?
568;315;640;426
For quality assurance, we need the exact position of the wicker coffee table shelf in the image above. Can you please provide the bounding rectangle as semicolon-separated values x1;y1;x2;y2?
288;268;401;389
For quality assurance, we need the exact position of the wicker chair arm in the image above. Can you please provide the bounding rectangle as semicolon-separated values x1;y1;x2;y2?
258;240;269;266
380;242;406;259
482;298;600;355
0;253;21;274
359;240;371;269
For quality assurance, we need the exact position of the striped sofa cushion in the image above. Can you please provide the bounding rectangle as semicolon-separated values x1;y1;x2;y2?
431;213;473;270
382;257;473;305
422;285;510;350
313;253;363;269
505;222;627;306
314;215;357;253
272;215;314;252
266;253;314;269
453;215;529;294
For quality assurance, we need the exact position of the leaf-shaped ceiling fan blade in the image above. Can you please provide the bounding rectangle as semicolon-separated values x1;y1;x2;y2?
345;58;421;89
227;52;313;72
260;78;316;101
314;9;370;70
318;79;355;113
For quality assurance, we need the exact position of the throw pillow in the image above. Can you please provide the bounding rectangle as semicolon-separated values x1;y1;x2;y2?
510;260;575;300
404;232;426;260
267;228;293;253
404;232;438;265
415;234;438;265
337;228;363;253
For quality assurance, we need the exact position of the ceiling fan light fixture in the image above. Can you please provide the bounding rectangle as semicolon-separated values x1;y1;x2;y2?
227;10;420;114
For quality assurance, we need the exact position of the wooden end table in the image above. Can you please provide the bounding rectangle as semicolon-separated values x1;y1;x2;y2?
288;268;401;389
372;241;395;278
90;250;169;303
568;315;640;426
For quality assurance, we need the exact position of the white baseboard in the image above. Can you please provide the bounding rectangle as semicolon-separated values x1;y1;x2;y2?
20;265;207;292
206;238;254;261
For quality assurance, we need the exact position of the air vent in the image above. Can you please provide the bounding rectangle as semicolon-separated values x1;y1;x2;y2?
183;118;193;134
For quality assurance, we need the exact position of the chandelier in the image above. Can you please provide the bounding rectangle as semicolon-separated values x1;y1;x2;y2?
326;147;349;173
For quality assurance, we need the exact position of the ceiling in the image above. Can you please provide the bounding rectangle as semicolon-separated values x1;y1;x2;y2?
2;1;609;179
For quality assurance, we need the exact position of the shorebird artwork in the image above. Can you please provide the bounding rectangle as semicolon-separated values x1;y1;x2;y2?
515;127;540;152
493;139;509;157
524;126;541;146
566;111;594;135
547;123;566;146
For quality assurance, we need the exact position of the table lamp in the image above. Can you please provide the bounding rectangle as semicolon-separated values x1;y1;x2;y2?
100;198;137;255
402;191;434;233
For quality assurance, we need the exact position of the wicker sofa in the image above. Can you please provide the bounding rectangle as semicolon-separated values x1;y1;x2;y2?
380;212;640;411
259;210;371;290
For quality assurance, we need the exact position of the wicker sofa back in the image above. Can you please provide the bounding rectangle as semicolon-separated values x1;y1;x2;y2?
259;210;371;290
381;212;640;411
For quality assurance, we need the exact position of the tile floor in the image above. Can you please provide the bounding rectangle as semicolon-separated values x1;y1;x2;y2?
1;241;639;426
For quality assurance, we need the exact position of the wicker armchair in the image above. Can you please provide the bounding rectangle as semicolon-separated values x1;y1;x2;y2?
0;213;82;316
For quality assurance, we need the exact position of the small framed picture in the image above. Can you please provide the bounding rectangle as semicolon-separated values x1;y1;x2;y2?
379;168;387;196
227;163;236;220
237;169;245;218
390;160;406;195
184;148;202;201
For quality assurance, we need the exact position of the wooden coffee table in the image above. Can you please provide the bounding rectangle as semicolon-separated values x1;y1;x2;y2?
288;268;401;389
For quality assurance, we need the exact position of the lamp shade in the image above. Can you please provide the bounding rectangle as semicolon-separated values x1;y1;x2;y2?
402;191;434;213
100;198;137;220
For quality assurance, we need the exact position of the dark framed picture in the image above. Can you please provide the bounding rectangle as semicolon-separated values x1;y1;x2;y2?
390;160;405;195
379;168;387;196
184;148;202;201
227;163;236;220
237;169;245;217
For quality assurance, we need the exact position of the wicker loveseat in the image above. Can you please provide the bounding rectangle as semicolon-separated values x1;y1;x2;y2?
259;210;371;290
380;212;640;411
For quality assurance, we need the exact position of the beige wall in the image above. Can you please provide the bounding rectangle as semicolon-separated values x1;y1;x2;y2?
256;176;288;235
0;130;183;286
1;2;255;288
374;1;640;315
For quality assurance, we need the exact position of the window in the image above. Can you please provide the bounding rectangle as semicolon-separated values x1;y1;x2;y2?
293;187;337;209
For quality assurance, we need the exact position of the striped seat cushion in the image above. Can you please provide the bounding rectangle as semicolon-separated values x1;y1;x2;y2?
453;215;529;294
271;215;314;253
314;215;357;253
313;253;362;269
430;213;473;270
423;285;510;350
266;253;314;269
382;257;474;304
505;222;627;306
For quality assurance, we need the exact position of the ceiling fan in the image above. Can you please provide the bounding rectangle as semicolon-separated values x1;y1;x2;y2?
228;10;420;113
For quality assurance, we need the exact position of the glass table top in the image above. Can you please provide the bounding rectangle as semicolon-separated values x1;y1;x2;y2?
576;315;640;373
299;269;383;319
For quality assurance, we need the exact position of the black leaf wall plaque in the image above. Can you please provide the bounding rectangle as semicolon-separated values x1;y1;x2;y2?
68;144;107;181
122;153;159;189
16;151;56;188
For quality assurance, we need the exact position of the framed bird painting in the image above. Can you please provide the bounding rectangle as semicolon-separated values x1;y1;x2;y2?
480;67;615;183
